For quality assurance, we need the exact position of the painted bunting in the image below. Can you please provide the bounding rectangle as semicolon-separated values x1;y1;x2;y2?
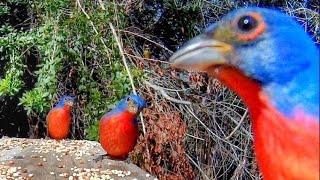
170;7;319;180
99;94;146;159
47;95;74;140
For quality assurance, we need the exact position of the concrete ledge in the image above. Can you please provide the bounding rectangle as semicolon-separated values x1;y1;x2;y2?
0;137;155;180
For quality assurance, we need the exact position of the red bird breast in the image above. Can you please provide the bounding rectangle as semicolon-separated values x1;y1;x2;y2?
47;106;71;140
99;111;139;159
211;67;319;180
253;102;319;180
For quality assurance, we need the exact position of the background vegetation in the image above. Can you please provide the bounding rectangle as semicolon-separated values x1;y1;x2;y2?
0;0;318;179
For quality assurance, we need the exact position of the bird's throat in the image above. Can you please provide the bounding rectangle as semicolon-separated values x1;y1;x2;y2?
208;65;262;110
208;64;320;180
62;105;71;112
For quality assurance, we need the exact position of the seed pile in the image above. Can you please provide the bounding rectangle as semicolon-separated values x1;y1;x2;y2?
0;138;99;159
0;138;156;179
0;165;33;180
60;167;133;179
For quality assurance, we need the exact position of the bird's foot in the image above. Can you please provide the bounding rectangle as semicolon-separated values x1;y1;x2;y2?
94;154;108;163
124;157;131;164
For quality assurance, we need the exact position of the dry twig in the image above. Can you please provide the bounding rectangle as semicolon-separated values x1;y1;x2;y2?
110;23;147;135
144;81;191;105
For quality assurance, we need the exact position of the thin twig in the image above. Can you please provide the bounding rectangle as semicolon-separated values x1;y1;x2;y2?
76;0;109;53
144;81;192;105
186;133;205;141
110;23;146;135
97;0;105;10
225;109;248;140
124;53;170;64
119;29;173;53
184;105;244;152
186;153;210;180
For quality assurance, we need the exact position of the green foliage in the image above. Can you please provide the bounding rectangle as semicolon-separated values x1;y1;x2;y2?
0;24;33;96
85;121;99;141
165;0;204;12
0;58;24;96
108;62;143;102
19;89;50;115
0;3;10;16
20;22;66;114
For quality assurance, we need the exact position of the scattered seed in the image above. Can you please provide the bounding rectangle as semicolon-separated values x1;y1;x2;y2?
22;168;28;173
37;162;43;166
146;173;151;177
79;159;84;164
31;155;38;158
50;172;55;175
63;172;69;177
8;160;14;165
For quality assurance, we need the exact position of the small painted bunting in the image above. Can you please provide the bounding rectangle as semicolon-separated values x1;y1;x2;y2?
99;94;146;159
47;95;74;140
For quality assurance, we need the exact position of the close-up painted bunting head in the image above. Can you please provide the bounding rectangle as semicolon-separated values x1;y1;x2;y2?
170;7;319;180
170;7;319;119
53;95;74;109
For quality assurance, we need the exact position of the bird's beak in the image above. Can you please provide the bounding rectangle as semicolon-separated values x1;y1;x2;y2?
169;34;233;71
67;101;74;107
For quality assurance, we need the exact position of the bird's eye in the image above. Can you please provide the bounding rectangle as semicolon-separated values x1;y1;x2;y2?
234;13;266;41
126;96;131;102
237;15;258;33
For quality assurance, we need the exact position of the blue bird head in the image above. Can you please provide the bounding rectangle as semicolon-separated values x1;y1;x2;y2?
100;94;146;125
204;7;319;86
170;7;319;118
54;95;75;109
115;94;146;114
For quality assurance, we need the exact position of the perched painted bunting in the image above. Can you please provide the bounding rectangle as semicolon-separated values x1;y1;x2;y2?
170;7;319;180
99;94;146;159
47;95;74;140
